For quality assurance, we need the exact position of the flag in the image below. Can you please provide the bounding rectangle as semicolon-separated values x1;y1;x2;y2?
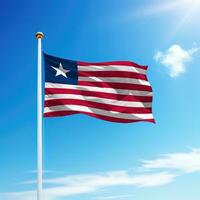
44;53;155;123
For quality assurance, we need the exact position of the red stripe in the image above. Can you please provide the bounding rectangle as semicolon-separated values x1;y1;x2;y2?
78;81;152;91
45;88;152;102
44;99;152;114
78;71;147;80
44;110;155;123
78;61;147;70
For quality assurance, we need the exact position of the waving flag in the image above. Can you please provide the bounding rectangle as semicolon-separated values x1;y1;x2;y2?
44;53;154;123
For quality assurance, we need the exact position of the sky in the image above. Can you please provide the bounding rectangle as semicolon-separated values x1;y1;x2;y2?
0;0;200;199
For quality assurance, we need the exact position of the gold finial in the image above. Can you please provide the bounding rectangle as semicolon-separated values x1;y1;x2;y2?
36;32;44;39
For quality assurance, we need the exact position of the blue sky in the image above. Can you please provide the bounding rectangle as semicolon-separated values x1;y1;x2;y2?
0;0;200;199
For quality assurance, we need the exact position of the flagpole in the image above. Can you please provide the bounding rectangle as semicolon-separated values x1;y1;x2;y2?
36;32;44;200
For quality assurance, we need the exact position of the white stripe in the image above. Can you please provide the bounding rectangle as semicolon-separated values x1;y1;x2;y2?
78;65;146;74
78;76;150;86
45;94;152;108
45;83;153;96
44;105;153;120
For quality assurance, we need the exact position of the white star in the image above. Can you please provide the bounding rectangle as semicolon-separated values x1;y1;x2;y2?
51;63;70;78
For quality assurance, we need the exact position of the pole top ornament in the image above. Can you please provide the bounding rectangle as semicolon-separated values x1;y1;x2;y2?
36;32;44;39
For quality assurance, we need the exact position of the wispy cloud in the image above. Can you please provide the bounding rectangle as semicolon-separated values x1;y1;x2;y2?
2;149;200;200
35;171;175;187
142;149;200;173
1;191;36;200
0;171;175;200
154;44;199;77
24;171;175;199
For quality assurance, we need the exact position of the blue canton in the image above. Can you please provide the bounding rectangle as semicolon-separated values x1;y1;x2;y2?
44;53;78;85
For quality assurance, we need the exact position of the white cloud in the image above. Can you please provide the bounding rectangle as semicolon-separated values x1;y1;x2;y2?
0;171;175;200
2;148;200;200
21;170;174;187
154;44;199;77
44;171;174;187
0;191;36;200
142;149;200;173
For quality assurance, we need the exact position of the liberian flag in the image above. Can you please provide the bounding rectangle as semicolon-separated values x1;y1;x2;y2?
44;53;155;123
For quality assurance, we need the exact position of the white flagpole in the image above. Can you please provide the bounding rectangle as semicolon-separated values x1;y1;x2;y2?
36;32;44;200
